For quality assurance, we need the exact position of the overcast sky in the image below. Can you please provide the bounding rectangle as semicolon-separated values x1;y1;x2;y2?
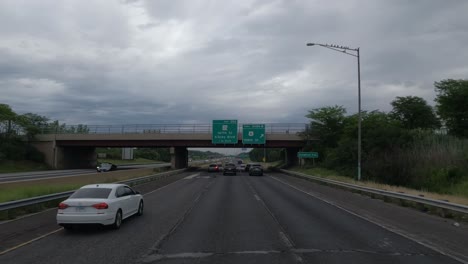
1;0;467;128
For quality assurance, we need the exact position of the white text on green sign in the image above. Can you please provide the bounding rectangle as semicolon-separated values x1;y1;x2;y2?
242;124;266;144
212;120;238;144
297;152;319;158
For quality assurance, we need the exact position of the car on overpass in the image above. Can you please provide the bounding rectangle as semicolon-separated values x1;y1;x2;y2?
57;183;144;230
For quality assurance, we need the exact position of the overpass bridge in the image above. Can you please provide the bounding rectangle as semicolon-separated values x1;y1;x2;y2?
31;124;313;169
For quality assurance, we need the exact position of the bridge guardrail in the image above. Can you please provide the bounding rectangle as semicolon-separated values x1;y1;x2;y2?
280;169;468;218
37;123;308;135
0;168;187;213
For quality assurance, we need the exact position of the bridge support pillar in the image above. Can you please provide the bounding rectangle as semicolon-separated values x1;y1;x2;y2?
170;147;188;169
54;146;97;169
32;141;97;169
285;147;300;167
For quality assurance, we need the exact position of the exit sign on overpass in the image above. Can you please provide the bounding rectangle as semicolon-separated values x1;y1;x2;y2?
297;152;319;158
242;124;266;144
212;120;238;144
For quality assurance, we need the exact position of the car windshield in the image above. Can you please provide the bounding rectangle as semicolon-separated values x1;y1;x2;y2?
70;188;112;199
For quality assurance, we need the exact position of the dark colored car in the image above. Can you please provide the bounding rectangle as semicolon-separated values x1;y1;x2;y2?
249;164;263;176
223;163;237;176
96;162;117;172
245;163;253;172
208;164;220;172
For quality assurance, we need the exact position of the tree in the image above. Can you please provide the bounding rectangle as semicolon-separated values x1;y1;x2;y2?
434;79;468;138
0;104;17;136
301;106;347;160
390;96;440;130
17;113;49;140
304;105;346;148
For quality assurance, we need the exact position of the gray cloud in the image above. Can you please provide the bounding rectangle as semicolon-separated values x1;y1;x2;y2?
0;0;467;129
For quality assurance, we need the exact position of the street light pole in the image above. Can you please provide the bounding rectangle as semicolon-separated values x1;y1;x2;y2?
306;42;362;181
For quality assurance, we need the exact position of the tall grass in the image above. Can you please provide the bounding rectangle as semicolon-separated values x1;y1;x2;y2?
364;131;468;196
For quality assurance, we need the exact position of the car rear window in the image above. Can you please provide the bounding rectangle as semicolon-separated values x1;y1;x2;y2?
209;164;217;167
70;188;112;199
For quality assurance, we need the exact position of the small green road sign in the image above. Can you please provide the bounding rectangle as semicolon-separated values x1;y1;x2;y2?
297;152;319;158
212;120;238;144
242;124;266;144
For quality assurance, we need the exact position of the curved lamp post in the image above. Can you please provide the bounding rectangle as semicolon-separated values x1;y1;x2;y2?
306;42;362;181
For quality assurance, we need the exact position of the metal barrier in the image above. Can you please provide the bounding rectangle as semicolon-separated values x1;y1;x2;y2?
38;123;307;135
0;168;185;212
280;169;468;216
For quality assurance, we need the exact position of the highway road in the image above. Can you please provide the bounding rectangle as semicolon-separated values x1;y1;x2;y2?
0;163;171;183
0;170;466;264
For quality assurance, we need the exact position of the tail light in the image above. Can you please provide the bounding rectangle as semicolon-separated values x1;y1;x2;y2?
92;203;109;209
58;203;69;209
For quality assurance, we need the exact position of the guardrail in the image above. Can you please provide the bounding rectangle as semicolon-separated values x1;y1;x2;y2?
0;168;187;213
280;169;468;218
37;123;307;135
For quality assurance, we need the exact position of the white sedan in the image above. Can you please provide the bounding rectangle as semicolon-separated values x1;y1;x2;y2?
57;183;144;230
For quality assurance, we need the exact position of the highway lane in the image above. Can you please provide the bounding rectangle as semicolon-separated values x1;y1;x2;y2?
0;163;170;183
0;171;462;264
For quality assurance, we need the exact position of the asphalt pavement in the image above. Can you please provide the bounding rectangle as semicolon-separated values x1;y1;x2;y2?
0;170;463;264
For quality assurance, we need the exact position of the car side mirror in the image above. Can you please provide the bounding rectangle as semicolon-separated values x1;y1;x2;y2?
135;191;140;195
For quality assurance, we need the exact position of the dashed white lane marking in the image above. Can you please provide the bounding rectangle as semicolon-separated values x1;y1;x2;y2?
254;194;261;201
184;173;200;179
270;176;468;264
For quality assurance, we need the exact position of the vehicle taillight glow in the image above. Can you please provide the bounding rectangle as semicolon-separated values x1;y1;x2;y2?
92;203;109;209
58;203;69;209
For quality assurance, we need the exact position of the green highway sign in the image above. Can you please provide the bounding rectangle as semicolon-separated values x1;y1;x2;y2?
212;120;238;144
297;152;319;159
242;124;266;144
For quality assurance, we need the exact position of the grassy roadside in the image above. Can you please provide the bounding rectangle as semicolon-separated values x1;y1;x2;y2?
289;166;468;206
0;160;49;173
0;167;170;203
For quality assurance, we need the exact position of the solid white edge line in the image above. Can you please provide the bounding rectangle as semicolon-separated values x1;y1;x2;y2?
0;228;63;256
0;173;191;256
270;176;467;264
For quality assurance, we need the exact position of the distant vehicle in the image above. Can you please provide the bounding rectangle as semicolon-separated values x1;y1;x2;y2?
249;164;263;176
96;162;117;172
236;164;246;172
208;164;220;172
56;184;144;230
245;163;255;172
223;163;237;176
237;160;243;165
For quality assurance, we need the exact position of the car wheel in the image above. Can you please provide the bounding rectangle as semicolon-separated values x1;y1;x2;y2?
63;224;73;231
112;210;122;229
137;200;144;216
